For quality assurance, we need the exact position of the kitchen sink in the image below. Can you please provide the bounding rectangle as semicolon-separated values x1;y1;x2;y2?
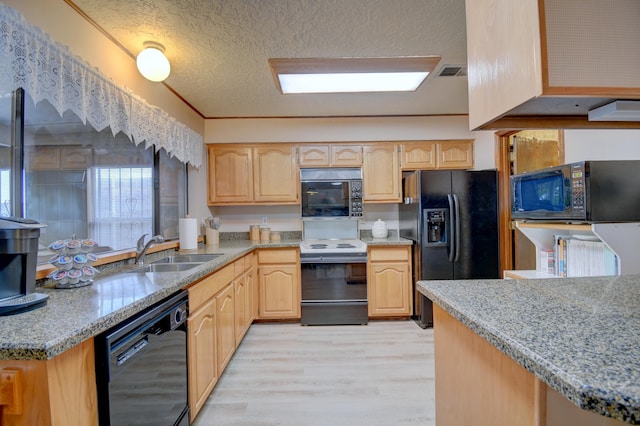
151;254;224;264
127;263;202;273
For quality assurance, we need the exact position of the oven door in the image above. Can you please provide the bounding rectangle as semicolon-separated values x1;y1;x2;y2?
300;254;368;325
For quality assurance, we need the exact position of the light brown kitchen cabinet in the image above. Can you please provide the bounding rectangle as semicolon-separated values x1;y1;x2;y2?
207;145;253;204
437;140;473;169
298;144;363;167
208;144;298;205
233;258;248;343
298;145;330;167
253;145;299;203
465;0;640;130
258;248;300;319
247;252;259;322
362;143;400;203
0;339;98;426
331;145;363;167
367;246;412;317
187;297;217;419
400;141;437;169
401;140;474;170
27;146;61;171
187;263;233;420
61;147;92;169
216;283;235;374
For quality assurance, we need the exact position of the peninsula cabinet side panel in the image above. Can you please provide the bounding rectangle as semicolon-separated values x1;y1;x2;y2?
0;338;98;426
433;305;544;426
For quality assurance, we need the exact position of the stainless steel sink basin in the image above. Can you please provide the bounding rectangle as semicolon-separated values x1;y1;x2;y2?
127;263;202;273
151;254;224;264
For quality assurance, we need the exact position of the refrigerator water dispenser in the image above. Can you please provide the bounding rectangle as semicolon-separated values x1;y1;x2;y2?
424;209;447;246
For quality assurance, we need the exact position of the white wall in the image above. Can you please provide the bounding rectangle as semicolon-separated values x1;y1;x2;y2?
564;129;640;162
195;116;496;234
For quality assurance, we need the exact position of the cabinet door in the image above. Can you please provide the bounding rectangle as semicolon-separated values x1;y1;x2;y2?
253;145;299;203
331;145;362;167
368;247;412;317
188;298;217;420
401;142;437;170
234;277;247;342
437;141;473;169
27;146;61;171
208;145;253;204
298;145;330;167
362;144;400;203
61;147;92;170
259;264;300;319
216;284;235;374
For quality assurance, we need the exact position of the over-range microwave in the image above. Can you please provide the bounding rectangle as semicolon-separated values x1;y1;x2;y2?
510;160;640;222
300;168;363;219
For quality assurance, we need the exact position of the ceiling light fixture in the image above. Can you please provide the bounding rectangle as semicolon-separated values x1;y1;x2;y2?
136;41;171;82
268;57;441;94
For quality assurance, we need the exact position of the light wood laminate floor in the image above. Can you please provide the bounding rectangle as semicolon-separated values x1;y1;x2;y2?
193;320;435;426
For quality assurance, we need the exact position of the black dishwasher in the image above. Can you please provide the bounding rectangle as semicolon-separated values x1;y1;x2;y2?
95;291;189;426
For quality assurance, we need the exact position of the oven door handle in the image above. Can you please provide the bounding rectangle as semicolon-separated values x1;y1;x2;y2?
300;256;367;264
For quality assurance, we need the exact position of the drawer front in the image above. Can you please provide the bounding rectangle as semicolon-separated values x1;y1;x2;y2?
368;246;410;262
188;264;234;311
258;248;298;264
234;256;246;277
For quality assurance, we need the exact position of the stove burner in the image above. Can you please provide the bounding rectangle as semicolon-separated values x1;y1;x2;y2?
310;244;328;249
336;243;356;248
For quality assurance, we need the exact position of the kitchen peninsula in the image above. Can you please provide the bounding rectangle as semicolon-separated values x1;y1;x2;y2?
418;275;640;425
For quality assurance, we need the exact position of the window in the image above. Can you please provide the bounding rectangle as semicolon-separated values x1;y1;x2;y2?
0;168;9;217
90;167;153;250
5;89;187;260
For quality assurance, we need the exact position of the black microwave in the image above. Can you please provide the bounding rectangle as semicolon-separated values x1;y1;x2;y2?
300;168;363;219
510;160;640;222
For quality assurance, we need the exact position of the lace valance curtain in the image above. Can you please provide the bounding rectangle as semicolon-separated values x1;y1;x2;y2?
0;3;203;168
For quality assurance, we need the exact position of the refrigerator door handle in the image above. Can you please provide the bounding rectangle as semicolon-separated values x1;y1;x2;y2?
447;194;455;262
453;194;461;262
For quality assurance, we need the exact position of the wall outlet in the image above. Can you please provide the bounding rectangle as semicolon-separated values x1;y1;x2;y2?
262;216;268;225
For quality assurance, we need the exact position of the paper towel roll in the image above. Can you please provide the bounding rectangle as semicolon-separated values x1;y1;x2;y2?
179;217;198;250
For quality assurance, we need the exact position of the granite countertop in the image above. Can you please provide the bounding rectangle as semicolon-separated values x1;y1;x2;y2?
0;235;410;361
418;275;640;424
0;239;299;361
360;234;413;246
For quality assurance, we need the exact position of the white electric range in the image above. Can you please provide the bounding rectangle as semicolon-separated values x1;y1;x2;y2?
299;219;368;325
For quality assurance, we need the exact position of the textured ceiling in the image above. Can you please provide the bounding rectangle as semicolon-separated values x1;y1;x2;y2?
68;0;469;118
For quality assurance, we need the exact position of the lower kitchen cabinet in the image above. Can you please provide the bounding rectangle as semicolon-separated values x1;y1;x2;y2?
216;284;236;374
187;297;217;419
187;252;259;422
234;269;248;343
0;339;98;426
187;263;234;420
368;246;412;317
258;248;301;319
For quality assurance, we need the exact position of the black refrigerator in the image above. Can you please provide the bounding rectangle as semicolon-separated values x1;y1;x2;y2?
399;170;500;328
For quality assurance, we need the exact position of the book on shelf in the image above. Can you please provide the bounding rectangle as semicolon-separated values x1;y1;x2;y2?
549;235;618;277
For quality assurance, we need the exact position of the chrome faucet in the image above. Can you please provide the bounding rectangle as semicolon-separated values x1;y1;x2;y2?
136;234;165;265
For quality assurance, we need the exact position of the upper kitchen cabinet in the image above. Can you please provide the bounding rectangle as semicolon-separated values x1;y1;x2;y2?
298;144;363;168
208;145;253;204
362;143;401;203
400;140;474;170
26;146;93;171
253;145;299;203
208;144;299;205
465;0;640;130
